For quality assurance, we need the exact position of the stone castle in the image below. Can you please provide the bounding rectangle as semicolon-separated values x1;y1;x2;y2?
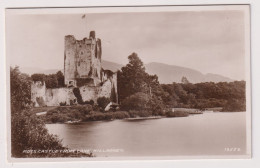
31;31;118;107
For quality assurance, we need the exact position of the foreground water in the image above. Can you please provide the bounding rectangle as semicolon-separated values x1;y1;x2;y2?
46;112;247;157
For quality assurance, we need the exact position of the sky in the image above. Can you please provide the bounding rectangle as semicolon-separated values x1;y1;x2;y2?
6;9;248;80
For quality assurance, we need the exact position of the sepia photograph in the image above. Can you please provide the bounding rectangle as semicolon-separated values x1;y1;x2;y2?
5;5;251;161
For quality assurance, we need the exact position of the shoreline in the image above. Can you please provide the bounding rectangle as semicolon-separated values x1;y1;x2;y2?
35;106;246;125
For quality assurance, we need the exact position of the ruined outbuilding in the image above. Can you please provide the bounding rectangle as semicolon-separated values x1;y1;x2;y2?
31;31;118;107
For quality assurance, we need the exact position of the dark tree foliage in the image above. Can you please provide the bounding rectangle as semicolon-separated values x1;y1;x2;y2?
118;52;164;102
10;66;32;113
117;53;167;113
110;85;117;103
121;92;150;111
31;71;65;88
97;97;111;110
76;78;93;87
31;73;45;83
117;53;152;101
56;71;65;87
45;74;58;88
10;67;65;157
11;111;65;157
117;52;246;113
161;81;246;111
121;92;165;115
73;88;83;104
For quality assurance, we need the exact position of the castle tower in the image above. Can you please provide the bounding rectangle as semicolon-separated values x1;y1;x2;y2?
64;31;102;87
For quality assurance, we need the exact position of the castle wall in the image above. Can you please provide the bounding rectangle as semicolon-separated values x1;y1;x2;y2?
31;72;118;107
31;81;46;107
45;88;77;106
98;79;113;98
79;86;98;102
98;72;118;102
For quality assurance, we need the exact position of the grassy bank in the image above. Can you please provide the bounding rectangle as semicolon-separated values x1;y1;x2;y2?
166;111;189;117
30;106;57;114
42;105;131;123
39;105;193;124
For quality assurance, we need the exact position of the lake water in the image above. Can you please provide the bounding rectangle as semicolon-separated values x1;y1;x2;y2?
46;112;247;157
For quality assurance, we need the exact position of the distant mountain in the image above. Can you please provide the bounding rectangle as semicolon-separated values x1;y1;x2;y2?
101;61;233;83
18;60;121;76
101;60;122;72
18;60;233;84
19;67;61;75
203;73;233;83
145;62;233;84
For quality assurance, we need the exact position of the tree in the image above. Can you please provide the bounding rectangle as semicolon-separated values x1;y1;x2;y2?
73;88;83;104
117;52;167;114
56;71;65;87
121;92;150;111
45;74;58;88
110;85;117;103
11;111;64;157
31;71;64;88
97;97;110;110
148;95;165;115
10;67;66;157
31;73;45;83
118;53;151;102
10;66;32;113
181;76;190;84
161;81;246;111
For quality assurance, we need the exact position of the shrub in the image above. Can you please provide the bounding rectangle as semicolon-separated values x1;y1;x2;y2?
121;92;150;111
121;92;166;116
84;111;130;121
128;110;152;118
59;101;67;106
166;111;189;117
93;104;101;111
12;111;64;157
111;111;130;119
97;97;110;110
79;104;93;114
166;111;175;117
148;96;165;116
83;100;94;105
222;98;246;112
11;67;92;157
12;111;93;157
84;112;105;121
10;67;31;113
45;105;93;123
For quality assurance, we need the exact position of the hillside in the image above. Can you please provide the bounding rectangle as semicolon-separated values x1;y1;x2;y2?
145;62;233;83
18;60;233;84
